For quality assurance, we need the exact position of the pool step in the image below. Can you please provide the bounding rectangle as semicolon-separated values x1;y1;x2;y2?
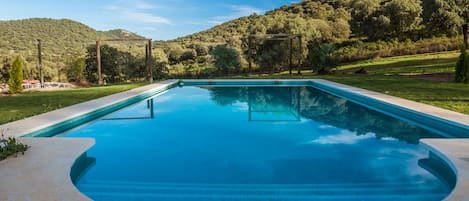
78;180;448;201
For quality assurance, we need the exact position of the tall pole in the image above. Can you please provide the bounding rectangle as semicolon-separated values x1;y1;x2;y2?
56;55;61;82
248;36;252;74
298;35;302;75
463;24;468;49
289;38;293;75
96;40;102;85
148;39;153;83
37;39;44;88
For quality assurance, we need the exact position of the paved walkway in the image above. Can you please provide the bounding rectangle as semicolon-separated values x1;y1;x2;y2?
0;138;94;201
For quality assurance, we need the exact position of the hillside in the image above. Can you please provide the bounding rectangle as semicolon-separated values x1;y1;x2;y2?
169;0;467;64
0;18;145;81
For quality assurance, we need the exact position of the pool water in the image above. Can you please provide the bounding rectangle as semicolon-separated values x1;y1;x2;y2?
62;86;451;201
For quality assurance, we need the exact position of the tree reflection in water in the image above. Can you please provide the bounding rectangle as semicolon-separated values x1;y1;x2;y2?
207;86;442;144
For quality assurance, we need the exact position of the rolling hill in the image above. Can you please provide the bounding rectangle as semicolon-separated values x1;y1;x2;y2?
0;18;145;81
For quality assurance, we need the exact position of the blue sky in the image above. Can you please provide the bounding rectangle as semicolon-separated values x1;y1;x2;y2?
0;0;296;40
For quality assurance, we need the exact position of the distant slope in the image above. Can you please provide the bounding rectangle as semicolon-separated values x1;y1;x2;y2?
0;18;145;80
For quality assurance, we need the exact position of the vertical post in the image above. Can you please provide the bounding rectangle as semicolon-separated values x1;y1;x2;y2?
463;24;468;49
150;98;154;118
96;40;102;85
148;39;153;83
297;35;302;75
145;44;149;81
289;38;293;75
248;36;252;73
37;39;44;88
56;56;61;82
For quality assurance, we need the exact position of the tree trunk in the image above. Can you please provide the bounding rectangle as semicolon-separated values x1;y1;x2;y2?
464;24;469;49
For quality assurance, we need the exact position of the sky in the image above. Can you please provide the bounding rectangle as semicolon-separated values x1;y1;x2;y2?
0;0;297;40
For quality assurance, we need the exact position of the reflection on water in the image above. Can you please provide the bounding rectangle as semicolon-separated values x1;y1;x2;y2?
208;86;442;144
63;86;452;201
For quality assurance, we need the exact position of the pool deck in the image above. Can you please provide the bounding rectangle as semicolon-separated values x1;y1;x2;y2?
0;138;95;201
0;79;468;201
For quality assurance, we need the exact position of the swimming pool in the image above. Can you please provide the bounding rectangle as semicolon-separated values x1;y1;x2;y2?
53;83;459;201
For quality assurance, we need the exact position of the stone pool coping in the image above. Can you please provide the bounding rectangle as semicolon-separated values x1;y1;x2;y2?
0;138;95;201
0;79;468;200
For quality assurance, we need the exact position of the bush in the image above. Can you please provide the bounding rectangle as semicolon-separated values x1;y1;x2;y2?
0;130;29;161
211;45;241;74
455;46;469;83
8;56;24;94
307;43;339;74
66;58;85;82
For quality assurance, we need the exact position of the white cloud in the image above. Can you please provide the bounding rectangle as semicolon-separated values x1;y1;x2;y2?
208;5;263;25
124;11;170;24
103;1;170;25
307;131;375;145
135;1;156;10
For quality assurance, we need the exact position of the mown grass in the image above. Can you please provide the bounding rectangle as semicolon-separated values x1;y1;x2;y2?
222;51;469;115
0;83;146;125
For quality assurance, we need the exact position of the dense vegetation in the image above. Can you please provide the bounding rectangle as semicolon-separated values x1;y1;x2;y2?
160;0;469;78
1;0;468;83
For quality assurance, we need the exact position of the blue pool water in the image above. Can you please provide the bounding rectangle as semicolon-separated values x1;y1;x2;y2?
61;86;452;201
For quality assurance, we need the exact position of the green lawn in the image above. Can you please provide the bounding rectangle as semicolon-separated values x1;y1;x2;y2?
0;83;146;125
223;51;469;115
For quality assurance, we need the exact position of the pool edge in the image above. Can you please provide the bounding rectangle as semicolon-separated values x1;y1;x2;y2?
1;79;468;201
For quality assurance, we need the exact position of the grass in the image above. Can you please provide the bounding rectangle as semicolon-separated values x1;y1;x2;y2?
0;83;146;125
222;51;469;115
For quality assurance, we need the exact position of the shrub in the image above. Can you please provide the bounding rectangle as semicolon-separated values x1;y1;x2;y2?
211;45;241;74
8;56;24;94
455;46;469;83
307;43;339;74
0;130;29;161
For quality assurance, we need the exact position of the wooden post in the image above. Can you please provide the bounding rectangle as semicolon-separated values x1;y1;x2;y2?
37;39;44;88
298;35;302;75
56;56;61;82
464;24;468;49
289;38;293;75
145;44;149;81
148;39;153;83
96;40;102;85
248;36;252;73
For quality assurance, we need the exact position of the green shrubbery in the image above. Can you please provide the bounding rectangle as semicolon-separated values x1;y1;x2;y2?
455;46;469;83
8;56;24;94
336;37;461;62
0;130;29;161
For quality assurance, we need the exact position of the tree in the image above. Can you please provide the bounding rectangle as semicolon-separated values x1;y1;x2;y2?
211;45;241;74
383;0;423;35
65;58;85;82
85;44;133;83
349;0;381;36
1;58;11;83
455;45;469;83
423;0;466;36
8;56;24;94
307;43;339;74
